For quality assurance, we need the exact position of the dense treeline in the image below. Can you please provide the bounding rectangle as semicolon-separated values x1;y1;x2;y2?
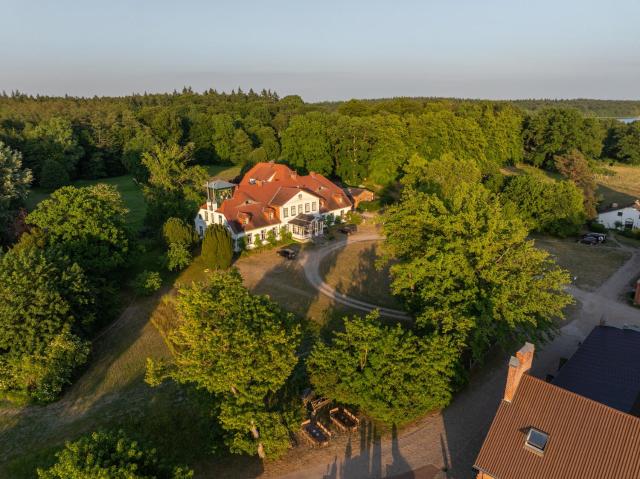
1;91;637;199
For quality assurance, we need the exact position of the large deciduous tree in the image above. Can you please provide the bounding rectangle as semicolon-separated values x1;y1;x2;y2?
502;173;586;236
281;112;333;175
382;182;572;365
141;142;207;226
307;312;457;425
146;270;301;458
26;184;131;276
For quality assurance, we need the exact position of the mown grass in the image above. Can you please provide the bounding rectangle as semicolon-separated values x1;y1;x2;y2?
206;163;241;180
24;175;147;232
533;236;631;291
595;163;640;208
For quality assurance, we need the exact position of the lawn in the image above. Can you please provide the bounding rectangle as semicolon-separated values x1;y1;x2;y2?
319;240;402;310
206;163;241;180
24;175;147;232
533;236;631;291
595;164;640;209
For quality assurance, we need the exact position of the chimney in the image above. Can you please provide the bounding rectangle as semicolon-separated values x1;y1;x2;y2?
634;279;640;305
504;342;535;402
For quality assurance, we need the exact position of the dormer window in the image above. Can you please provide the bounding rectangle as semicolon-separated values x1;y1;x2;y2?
525;428;548;455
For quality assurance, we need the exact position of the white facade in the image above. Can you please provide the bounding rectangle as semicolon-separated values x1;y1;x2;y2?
195;191;351;251
597;205;640;230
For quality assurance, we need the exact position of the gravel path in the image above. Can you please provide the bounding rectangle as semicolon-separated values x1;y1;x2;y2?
299;234;410;320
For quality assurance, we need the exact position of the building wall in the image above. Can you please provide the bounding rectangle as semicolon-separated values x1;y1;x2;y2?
597;207;640;229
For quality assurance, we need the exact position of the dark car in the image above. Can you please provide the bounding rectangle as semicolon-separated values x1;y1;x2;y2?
339;224;358;235
578;236;599;245
278;248;297;260
583;232;606;243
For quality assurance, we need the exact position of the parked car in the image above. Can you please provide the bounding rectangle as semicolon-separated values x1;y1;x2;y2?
578;236;599;245
278;248;297;260
339;224;358;235
583;232;606;243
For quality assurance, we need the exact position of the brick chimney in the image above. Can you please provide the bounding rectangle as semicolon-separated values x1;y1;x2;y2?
634;279;640;305
504;342;535;402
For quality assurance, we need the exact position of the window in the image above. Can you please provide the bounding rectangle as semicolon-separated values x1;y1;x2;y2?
261;230;265;240
298;205;303;214
283;207;288;218
618;211;624;216
305;202;310;212
246;234;252;244
298;193;303;200
525;428;548;454
312;201;316;211
218;215;223;224
204;211;209;222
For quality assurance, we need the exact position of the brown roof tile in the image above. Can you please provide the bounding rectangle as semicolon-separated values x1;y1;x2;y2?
474;374;640;479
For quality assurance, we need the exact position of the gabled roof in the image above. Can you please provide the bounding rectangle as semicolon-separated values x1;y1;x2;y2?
598;200;640;214
552;326;640;414
209;162;352;233
474;374;640;479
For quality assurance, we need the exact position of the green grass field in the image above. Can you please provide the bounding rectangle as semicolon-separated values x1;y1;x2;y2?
24;175;147;232
206;163;241;180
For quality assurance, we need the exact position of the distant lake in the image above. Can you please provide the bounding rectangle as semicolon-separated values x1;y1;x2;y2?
619;117;638;124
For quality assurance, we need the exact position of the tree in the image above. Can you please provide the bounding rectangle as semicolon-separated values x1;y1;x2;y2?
166;242;192;271
611;121;640;165
146;270;301;458
331;115;373;185
162;217;197;247
201;224;233;269
307;312;457;425
141;143;207;225
522;108;606;167
23;116;84;183
37;430;192;479
502;174;586;236
401;153;482;198
281;112;333;175
230;129;253;165
40;159;70;190
0;141;32;243
26;184;131;276
367;114;409;186
382;182;572;365
0;247;94;402
554;150;598;218
211;114;235;163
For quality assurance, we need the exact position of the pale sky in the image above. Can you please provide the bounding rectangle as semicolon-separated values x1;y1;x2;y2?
1;0;639;101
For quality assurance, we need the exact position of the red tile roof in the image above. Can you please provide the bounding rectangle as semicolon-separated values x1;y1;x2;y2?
474;374;640;479
212;162;351;233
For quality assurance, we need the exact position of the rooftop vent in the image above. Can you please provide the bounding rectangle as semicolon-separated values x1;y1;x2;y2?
525;428;548;454
249;178;256;185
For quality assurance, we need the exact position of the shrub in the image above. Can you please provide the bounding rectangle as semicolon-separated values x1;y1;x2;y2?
37;430;193;479
346;211;363;225
163;217;197;247
166;242;192;271
133;270;162;296
358;199;381;212
588;222;607;234
266;229;278;247
202;224;233;268
40;159;70;190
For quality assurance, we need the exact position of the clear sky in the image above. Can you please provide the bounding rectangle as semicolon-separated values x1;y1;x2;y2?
1;0;639;101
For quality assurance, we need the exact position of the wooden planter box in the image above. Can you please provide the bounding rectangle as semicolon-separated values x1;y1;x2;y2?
301;419;332;447
329;407;360;432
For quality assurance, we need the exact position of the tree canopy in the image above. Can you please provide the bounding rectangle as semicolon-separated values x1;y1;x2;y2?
37;430;192;479
307;312;457;425
146;269;301;458
382;182;572;365
26;184;131;276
